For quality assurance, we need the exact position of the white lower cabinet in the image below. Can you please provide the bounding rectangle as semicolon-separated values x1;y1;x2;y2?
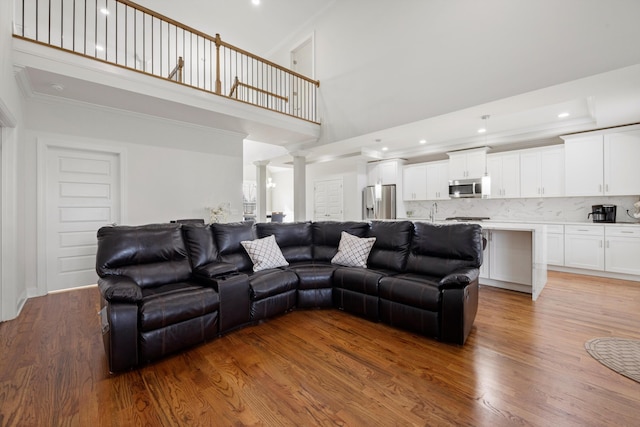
481;230;532;285
605;226;640;275
564;225;605;271
546;224;564;266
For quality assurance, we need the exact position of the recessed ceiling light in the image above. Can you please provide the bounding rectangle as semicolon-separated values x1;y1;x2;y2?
477;128;486;134
51;84;64;92
100;8;109;15
419;139;427;144
558;112;570;118
252;0;260;5
382;147;388;151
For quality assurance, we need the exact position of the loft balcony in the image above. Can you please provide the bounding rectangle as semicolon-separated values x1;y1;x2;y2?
12;0;320;145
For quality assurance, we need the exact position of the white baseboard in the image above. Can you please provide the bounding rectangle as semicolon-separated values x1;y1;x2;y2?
548;265;640;282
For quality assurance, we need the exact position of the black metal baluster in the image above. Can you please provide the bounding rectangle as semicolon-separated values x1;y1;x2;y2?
61;0;64;47
72;0;75;51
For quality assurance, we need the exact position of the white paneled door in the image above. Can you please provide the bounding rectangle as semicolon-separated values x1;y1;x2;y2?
44;146;121;293
314;179;343;221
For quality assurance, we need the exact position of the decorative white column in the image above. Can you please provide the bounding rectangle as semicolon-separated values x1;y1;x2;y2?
254;160;269;223
290;151;309;221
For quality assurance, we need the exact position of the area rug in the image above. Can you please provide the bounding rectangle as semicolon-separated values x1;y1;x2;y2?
584;337;640;383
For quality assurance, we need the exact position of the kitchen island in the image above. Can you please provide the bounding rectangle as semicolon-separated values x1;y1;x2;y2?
476;221;547;301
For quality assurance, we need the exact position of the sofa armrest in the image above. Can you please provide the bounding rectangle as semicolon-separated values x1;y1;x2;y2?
98;276;142;303
193;261;239;278
438;267;479;289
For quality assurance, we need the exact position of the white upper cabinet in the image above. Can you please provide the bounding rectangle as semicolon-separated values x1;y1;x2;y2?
486;152;520;198
520;145;564;198
563;126;640;197
447;148;488;180
367;159;405;186
563;134;604;196
402;164;427;201
604;129;640;196
426;161;450;200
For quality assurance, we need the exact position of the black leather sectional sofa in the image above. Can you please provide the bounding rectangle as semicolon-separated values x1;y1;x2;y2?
96;220;483;373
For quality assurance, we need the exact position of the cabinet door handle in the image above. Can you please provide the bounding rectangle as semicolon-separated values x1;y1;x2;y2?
621;231;634;234
605;184;609;193
542;187;545;195
606;240;610;248
599;240;603;248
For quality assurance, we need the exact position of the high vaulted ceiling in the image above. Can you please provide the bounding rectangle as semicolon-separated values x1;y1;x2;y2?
133;0;336;58
18;0;640;167
140;0;640;167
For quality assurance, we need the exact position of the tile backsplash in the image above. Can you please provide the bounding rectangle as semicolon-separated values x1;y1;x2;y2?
404;196;640;223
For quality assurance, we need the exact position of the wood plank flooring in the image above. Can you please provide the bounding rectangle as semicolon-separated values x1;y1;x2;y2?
1;271;639;426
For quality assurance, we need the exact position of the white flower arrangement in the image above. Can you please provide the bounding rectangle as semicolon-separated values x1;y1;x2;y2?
207;202;231;223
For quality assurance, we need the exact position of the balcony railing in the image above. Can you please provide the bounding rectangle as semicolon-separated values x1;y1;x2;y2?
13;0;320;123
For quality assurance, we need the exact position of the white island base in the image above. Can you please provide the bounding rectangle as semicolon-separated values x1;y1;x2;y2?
476;222;548;301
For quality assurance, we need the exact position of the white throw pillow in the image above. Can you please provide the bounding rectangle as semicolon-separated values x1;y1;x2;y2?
331;231;376;268
241;235;289;272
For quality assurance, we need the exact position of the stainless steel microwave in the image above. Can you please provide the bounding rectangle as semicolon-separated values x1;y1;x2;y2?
448;178;484;198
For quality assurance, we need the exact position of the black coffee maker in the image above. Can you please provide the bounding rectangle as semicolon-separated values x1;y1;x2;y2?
588;204;616;223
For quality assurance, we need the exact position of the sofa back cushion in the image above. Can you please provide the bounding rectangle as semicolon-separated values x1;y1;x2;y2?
255;222;313;263
96;223;192;288
366;221;414;272
406;222;483;277
312;221;371;262
211;222;256;272
181;224;218;269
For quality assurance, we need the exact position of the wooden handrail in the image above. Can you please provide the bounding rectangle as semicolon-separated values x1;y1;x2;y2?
14;0;321;123
118;0;320;87
229;76;289;102
214;34;320;87
117;0;217;42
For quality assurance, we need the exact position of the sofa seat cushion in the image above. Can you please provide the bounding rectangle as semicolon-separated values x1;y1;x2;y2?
248;269;299;301
379;275;441;312
332;267;391;296
139;282;220;332
286;262;336;290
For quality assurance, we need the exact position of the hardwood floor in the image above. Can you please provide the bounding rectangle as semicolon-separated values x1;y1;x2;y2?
1;271;639;426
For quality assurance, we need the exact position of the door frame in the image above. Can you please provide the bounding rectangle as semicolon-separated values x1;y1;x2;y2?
36;137;127;296
290;32;315;78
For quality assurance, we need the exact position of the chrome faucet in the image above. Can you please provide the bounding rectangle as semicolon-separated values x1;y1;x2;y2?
429;202;438;222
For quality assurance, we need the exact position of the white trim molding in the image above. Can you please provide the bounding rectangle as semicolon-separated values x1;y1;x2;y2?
0;110;19;321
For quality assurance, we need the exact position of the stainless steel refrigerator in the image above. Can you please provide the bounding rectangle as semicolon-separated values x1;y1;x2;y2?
363;184;396;220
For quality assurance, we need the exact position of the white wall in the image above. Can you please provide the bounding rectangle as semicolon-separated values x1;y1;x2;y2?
1;0;27;321
20;96;244;297
269;0;640;145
